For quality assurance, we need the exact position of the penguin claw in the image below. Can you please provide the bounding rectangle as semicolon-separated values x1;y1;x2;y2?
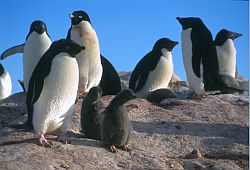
56;133;71;144
39;134;53;147
122;144;132;152
110;145;118;153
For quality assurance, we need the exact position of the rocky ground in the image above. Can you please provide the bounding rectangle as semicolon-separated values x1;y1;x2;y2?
0;73;248;170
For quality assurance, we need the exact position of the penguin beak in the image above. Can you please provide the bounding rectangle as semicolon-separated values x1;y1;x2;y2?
69;14;74;19
174;41;179;46
231;32;242;40
81;46;85;50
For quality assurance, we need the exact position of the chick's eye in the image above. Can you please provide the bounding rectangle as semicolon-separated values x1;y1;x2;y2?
65;45;70;50
79;15;83;18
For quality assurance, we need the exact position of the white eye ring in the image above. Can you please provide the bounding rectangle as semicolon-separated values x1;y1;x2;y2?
65;45;70;50
79;15;83;18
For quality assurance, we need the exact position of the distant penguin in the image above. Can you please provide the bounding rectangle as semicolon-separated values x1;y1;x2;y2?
214;29;242;78
1;20;51;92
67;10;103;95
81;86;104;140
177;17;243;95
129;38;178;98
0;64;12;100
101;89;136;153
25;39;84;146
99;55;121;96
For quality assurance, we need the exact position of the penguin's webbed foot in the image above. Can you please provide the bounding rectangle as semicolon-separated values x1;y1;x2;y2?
110;145;118;153
122;144;132;152
39;133;53;147
56;133;71;144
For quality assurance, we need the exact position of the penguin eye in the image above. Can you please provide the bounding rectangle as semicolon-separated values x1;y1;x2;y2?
79;15;83;19
65;45;70;50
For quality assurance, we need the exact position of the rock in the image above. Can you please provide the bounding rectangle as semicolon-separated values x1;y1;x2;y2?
0;78;248;169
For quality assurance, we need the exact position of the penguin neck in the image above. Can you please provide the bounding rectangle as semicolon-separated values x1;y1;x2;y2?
220;39;236;53
161;49;172;60
72;21;93;33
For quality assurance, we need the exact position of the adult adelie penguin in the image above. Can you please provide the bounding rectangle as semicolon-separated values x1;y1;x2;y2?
67;10;102;94
0;63;12;100
100;55;121;96
81;86;104;140
177;17;242;95
101;89;136;153
26;39;85;146
1;20;51;91
214;29;242;78
129;38;178;98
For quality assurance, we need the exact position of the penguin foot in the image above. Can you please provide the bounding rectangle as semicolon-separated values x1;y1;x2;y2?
56;133;71;144
110;145;118;153
122;144;132;152
39;133;53;147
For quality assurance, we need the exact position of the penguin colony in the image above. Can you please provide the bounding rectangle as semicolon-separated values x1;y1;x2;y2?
0;10;244;152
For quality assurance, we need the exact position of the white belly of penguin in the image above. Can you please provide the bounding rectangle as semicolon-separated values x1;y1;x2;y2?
181;29;204;95
70;22;102;93
0;71;12;99
136;57;173;98
33;54;79;134
216;39;236;77
23;32;51;91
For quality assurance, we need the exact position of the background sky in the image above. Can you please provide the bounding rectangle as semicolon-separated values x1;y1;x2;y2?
0;0;249;94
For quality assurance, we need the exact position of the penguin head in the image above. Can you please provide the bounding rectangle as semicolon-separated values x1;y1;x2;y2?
0;63;4;76
109;89;136;107
52;39;85;57
176;17;204;30
153;38;178;52
69;10;91;25
29;20;47;34
85;86;103;104
214;29;242;46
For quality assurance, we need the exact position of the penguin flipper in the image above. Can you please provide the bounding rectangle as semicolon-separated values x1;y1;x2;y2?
1;44;25;60
191;52;202;78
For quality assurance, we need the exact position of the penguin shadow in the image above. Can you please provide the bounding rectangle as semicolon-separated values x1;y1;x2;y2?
65;131;103;148
131;121;249;145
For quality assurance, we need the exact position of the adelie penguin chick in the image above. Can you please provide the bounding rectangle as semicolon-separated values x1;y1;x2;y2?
67;10;103;95
1;20;51;92
99;55;121;96
101;89;136;153
129;38;178;98
25;39;85;147
81;86;104;140
214;29;242;78
0;63;12;100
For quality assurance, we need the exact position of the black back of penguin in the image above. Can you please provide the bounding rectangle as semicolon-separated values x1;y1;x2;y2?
129;38;178;93
177;17;220;91
99;55;121;96
101;89;136;147
81;86;104;140
25;39;85;129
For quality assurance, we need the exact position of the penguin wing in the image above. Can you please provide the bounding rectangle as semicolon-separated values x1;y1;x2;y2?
129;52;158;92
1;44;25;60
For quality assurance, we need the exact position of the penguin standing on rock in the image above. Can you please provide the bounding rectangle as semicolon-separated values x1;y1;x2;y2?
67;10;103;95
81;86;104;140
129;38;178;98
214;29;242;78
0;63;12;100
1;20;51;92
101;89;136;153
176;17;242;96
25;39;85;146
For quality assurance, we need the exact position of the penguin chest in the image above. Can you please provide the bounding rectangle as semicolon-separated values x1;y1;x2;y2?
23;32;51;90
136;57;173;98
0;71;12;99
70;28;102;92
181;29;204;94
216;39;236;77
33;54;79;134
